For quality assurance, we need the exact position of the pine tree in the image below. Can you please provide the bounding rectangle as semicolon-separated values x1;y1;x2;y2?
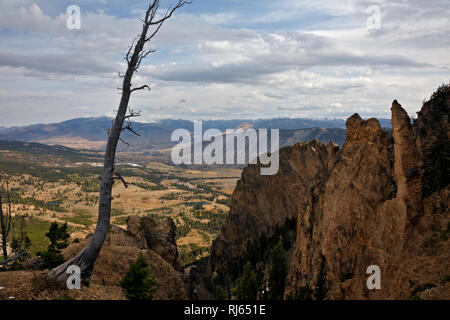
422;126;450;197
237;262;258;300
38;222;70;269
119;254;157;300
268;240;287;300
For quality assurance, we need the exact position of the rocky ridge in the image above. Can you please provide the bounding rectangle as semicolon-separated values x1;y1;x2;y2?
207;95;450;300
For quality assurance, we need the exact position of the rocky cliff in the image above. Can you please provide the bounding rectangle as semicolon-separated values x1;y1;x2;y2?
209;139;338;274
207;92;450;300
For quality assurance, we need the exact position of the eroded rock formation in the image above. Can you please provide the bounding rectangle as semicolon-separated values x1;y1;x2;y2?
208;96;450;300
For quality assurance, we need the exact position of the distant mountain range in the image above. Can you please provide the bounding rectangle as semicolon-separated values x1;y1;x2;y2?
0;116;391;153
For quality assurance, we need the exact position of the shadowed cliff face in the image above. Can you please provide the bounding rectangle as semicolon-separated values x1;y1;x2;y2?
208;140;338;275
208;96;450;300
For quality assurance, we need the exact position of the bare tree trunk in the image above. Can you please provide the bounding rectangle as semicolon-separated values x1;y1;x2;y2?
0;196;7;260
48;0;190;285
0;182;12;261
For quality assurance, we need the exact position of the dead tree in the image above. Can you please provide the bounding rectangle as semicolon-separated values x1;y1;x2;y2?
48;0;190;284
0;181;12;262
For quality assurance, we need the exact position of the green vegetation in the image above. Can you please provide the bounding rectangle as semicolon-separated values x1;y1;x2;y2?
237;262;258;300
216;197;231;206
113;216;128;225
422;125;450;197
8;216;32;270
339;270;354;283
430;82;450;101
410;283;436;300
133;181;166;191
290;285;313;300
198;230;210;242
61;209;94;227
211;217;297;300
175;223;191;239
119;254;157;300
159;192;179;200
441;274;450;285
178;243;209;267
0;186;66;213
182;209;228;235
267;240;288;300
111;208;126;217
37;222;70;269
11;217;52;254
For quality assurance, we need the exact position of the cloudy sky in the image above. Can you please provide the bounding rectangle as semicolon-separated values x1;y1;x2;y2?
0;0;449;126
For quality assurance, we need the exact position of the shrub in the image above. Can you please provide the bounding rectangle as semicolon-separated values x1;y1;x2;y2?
119;254;157;300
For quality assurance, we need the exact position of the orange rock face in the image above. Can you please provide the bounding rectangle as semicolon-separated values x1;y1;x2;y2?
208;97;449;300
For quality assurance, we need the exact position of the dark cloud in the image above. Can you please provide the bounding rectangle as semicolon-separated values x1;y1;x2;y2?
147;51;431;84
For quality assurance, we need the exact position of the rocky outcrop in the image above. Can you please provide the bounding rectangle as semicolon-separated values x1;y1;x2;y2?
127;216;179;268
208;95;450;300
209;140;338;274
391;100;423;222
63;216;187;300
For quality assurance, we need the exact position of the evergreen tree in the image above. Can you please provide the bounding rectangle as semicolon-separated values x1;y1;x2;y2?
46;222;70;250
119;254;157;300
268;240;287;300
422;126;450;197
38;222;70;269
237;262;258;300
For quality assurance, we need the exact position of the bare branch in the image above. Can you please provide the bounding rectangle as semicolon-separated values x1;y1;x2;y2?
122;124;141;137
119;137;129;146
125;34;140;64
113;171;129;189
130;84;151;93
0;252;29;266
123;112;141;120
135;49;155;71
145;22;164;42
149;1;191;26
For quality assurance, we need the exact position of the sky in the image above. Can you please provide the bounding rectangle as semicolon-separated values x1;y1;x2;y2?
0;0;449;127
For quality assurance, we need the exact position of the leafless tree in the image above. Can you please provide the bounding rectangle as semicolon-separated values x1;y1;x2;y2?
48;0;191;284
0;181;12;261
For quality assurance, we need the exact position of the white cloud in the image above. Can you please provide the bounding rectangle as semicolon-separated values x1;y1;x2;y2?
0;1;449;126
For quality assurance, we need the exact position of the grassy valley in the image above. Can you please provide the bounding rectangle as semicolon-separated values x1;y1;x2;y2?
0;140;240;267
